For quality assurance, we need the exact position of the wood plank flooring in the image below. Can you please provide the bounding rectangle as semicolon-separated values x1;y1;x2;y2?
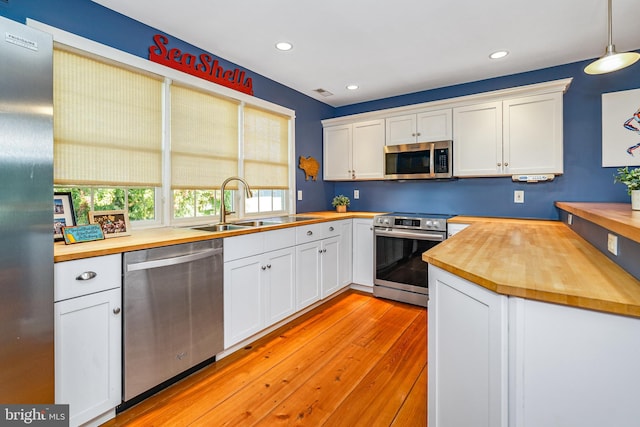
103;290;427;426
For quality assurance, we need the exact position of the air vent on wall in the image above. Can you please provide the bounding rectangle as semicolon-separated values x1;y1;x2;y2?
313;88;333;97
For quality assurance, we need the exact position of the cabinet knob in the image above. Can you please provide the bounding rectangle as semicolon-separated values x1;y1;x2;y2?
113;307;121;315
307;230;313;236
329;226;334;231
497;162;502;167
261;265;267;270
76;271;97;281
416;132;421;136
323;249;327;253
318;249;323;254
352;170;356;179
267;264;272;269
504;162;509;166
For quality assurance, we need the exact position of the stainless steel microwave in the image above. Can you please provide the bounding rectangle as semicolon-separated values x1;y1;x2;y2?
384;140;453;180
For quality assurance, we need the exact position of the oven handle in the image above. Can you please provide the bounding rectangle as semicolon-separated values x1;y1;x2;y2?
429;142;435;177
374;228;445;241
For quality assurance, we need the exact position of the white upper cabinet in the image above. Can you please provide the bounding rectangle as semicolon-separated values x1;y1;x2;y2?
453;101;503;176
386;109;452;146
503;93;563;175
322;79;571;180
453;92;563;177
323;119;385;181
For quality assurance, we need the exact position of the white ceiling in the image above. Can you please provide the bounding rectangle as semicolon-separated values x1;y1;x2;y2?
92;0;640;107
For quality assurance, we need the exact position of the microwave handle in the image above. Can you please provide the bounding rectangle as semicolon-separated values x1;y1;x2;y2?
429;143;435;177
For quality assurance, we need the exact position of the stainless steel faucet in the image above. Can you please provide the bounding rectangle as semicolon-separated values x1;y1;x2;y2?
219;176;253;224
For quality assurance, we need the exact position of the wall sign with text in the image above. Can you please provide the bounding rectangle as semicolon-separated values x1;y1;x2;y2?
149;34;254;96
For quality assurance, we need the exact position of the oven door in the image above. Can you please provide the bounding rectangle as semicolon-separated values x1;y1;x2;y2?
374;227;445;295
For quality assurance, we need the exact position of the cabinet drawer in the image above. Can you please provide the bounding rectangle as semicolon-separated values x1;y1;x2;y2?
296;223;324;244
54;254;121;302
263;228;296;253
225;228;296;262
323;220;344;238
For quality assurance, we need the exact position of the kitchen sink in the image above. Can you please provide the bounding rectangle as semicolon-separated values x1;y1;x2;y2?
233;220;280;227
192;224;249;232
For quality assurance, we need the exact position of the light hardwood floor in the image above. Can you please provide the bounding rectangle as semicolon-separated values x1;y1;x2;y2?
103;290;427;426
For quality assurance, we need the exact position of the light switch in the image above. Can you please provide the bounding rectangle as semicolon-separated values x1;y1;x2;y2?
607;233;618;256
297;190;302;201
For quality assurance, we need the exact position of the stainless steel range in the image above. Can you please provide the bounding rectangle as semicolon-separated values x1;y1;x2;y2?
373;212;451;307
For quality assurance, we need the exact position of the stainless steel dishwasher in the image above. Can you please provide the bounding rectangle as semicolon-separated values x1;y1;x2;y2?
122;240;223;402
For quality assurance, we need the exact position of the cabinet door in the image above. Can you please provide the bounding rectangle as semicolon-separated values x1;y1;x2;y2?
428;266;508;427
224;256;263;348
503;92;563;175
295;241;321;310
453;101;503;176
416;109;452;142
323;124;352;180
447;222;470;238
338;220;353;288
264;247;296;326
55;288;121;427
352;119;385;180
321;237;340;298
352;219;374;287
385;114;417;146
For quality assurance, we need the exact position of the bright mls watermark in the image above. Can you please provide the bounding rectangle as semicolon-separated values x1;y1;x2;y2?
0;405;68;426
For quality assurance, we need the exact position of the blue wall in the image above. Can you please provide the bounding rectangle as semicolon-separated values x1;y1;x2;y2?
334;61;640;219
3;0;639;219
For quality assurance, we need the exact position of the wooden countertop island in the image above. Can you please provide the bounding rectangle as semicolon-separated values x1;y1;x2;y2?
423;217;640;318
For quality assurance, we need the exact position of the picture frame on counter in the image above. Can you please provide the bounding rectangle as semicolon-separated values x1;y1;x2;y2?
89;209;131;238
62;224;105;245
54;192;76;241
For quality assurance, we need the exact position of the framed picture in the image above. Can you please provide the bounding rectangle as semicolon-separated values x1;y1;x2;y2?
602;87;640;167
54;192;76;242
89;210;131;238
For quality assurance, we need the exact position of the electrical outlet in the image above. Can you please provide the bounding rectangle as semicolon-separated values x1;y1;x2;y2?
297;190;302;201
514;190;524;204
607;233;618;256
568;213;573;225
354;189;360;199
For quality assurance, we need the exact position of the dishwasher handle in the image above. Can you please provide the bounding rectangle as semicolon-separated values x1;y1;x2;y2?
126;247;222;272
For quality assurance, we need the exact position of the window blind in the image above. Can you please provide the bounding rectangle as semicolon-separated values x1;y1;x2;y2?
53;48;163;186
243;106;290;189
170;85;240;189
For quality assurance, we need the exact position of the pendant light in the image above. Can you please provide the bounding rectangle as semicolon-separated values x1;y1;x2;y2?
584;0;640;74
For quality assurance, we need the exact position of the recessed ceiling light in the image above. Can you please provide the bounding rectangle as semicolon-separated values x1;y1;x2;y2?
346;84;359;90
275;42;293;51
489;50;509;60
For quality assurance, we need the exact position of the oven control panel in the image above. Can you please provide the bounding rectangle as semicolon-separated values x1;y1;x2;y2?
373;213;449;232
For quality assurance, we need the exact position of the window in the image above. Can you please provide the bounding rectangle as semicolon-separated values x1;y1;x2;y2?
53;47;163;226
51;37;294;229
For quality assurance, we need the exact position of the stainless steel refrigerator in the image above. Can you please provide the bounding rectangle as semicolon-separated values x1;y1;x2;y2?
0;16;54;403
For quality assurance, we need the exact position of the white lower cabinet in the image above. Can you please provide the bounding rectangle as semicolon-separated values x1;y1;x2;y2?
352;218;374;287
295;238;340;309
508;297;640;427
54;254;122;427
428;265;508;427
223;246;295;349
429;264;640;427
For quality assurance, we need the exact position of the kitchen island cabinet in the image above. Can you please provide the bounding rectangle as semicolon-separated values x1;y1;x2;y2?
424;218;640;427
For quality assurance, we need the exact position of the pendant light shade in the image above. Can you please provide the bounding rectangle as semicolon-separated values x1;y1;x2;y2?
584;0;639;75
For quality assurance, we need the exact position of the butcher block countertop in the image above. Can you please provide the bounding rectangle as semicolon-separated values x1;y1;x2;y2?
555;202;640;243
54;211;381;263
423;216;640;318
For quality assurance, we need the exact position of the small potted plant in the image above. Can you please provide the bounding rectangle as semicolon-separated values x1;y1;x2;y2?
614;166;640;210
331;194;350;213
